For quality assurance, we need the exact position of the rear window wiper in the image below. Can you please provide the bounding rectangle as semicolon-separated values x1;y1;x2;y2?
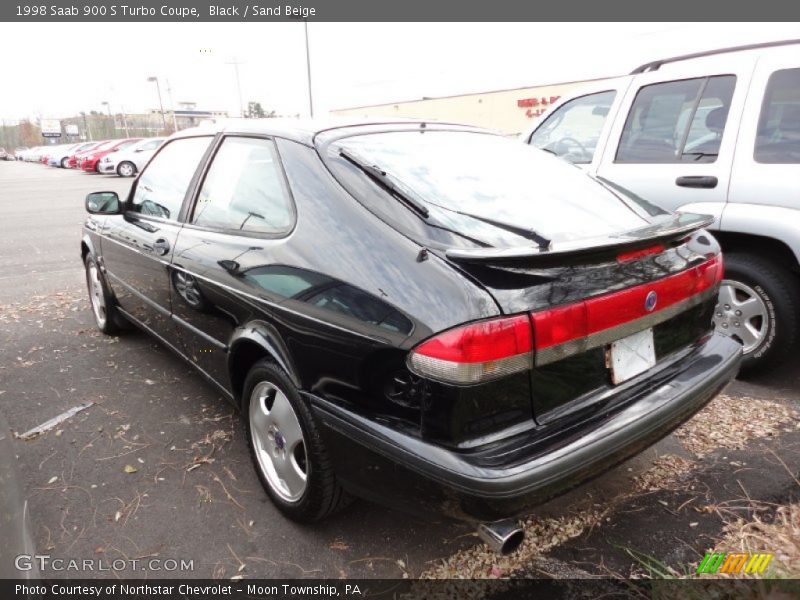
441;209;552;250
339;150;429;218
339;148;551;250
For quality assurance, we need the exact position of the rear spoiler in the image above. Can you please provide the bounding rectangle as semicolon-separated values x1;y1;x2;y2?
445;213;714;264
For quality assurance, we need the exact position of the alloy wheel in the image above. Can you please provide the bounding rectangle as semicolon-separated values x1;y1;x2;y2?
249;381;308;503
714;279;769;353
86;262;107;329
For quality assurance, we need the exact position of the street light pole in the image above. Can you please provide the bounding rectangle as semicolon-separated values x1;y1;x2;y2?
225;58;246;118
101;101;114;137
147;76;168;132
166;79;179;132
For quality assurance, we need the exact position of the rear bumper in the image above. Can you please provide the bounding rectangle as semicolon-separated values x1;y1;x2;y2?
81;159;99;172
309;332;741;522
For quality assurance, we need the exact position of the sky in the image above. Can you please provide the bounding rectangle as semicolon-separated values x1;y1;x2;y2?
0;22;798;122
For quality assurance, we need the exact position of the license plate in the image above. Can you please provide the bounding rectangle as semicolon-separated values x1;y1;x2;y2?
608;328;656;385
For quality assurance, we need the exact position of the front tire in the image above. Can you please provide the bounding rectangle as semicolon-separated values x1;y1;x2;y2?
60;157;69;168
117;161;136;177
84;255;126;335
714;253;800;377
243;360;350;522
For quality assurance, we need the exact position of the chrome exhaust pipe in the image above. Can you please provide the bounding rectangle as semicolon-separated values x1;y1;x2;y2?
476;519;525;555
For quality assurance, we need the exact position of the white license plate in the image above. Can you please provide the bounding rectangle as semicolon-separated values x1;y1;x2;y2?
608;328;656;385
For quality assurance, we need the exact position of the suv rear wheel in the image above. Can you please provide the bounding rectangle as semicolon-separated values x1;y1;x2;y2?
714;253;800;377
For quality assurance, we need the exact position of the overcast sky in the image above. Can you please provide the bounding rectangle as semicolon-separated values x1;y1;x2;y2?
1;22;797;121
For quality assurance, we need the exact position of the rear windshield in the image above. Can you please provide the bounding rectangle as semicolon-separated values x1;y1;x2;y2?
328;130;648;247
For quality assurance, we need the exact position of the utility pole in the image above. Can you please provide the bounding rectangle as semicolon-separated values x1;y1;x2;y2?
147;76;168;132
304;21;313;117
119;104;130;137
166;79;179;132
225;57;246;118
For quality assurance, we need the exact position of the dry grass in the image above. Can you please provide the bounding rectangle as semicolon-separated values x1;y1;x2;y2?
675;394;799;458
705;502;800;578
632;454;697;493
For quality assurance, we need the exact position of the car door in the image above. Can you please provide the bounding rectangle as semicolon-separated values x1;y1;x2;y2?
169;135;297;388
595;53;758;221
99;135;213;342
727;47;800;217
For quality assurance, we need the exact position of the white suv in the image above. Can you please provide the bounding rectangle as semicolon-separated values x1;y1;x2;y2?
524;39;800;376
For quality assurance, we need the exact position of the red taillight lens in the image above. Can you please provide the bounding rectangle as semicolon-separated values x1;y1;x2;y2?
616;243;666;263
408;315;533;384
531;254;723;363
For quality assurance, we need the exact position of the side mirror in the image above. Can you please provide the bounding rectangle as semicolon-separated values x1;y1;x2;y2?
85;191;122;215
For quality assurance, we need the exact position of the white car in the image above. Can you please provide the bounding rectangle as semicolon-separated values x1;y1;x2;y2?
98;137;164;177
523;39;800;375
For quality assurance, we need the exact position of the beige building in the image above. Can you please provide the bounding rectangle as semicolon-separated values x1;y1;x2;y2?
331;78;613;135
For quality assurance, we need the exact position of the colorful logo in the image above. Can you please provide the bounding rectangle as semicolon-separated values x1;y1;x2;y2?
697;552;773;575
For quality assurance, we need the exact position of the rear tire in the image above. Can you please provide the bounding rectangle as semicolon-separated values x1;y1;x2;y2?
60;157;69;169
117;161;136;177
243;360;351;522
715;253;800;377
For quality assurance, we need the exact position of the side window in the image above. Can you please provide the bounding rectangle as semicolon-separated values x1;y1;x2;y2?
616;75;736;163
529;91;616;164
140;140;161;151
130;136;212;220
755;68;800;164
191;137;294;235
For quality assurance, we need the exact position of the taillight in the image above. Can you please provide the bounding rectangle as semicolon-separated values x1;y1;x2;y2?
532;254;723;365
407;315;533;384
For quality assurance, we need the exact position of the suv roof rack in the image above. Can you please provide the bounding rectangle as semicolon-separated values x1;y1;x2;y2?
630;38;800;74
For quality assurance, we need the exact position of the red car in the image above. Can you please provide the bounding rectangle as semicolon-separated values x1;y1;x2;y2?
80;138;142;173
68;141;108;169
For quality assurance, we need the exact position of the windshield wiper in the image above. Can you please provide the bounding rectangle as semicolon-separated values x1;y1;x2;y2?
339;150;429;218
339;149;551;250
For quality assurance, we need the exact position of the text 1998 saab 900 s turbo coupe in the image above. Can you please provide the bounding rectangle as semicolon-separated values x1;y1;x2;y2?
81;119;740;554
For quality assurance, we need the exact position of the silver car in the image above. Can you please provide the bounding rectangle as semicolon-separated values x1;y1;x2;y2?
98;137;165;177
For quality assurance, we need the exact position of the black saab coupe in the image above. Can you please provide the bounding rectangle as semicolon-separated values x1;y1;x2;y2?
82;119;740;554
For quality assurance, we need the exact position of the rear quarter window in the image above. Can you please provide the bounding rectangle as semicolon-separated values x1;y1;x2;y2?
755;68;800;164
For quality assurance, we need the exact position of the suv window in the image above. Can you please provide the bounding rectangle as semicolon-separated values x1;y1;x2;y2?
755;68;800;164
529;91;616;164
616;75;736;163
130;136;212;220
191;136;294;235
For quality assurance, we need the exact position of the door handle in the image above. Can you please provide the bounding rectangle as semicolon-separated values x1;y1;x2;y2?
152;238;170;256
675;175;718;189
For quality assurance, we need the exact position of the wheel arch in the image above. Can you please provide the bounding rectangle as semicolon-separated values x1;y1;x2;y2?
228;321;301;406
712;231;800;277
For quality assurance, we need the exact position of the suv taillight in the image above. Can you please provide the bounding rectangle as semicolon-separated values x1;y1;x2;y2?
407;315;533;384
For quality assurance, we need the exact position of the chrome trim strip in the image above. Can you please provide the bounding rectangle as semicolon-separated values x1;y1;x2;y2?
535;287;717;366
106;271;171;316
171;314;227;350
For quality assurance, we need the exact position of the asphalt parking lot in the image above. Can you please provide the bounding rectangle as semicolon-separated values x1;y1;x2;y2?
1;161;798;580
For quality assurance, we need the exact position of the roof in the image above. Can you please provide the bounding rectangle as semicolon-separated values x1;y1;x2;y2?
171;117;483;146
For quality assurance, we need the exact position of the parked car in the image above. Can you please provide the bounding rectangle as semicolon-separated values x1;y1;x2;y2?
13;147;28;160
523;40;800;376
98;137;164;176
68;141;107;169
81;120;740;551
50;142;94;168
80;137;142;173
0;148;7;160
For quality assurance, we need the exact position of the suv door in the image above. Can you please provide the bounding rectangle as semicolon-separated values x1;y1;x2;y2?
170;135;296;388
594;53;757;222
99;136;213;342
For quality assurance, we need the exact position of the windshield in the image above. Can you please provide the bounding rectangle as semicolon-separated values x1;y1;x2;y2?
330;130;648;246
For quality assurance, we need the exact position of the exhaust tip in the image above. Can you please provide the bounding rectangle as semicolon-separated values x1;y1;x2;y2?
477;520;525;555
